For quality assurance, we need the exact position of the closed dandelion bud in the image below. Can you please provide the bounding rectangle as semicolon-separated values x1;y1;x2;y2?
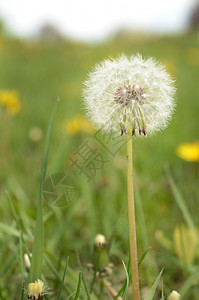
168;290;180;300
24;253;32;271
94;234;106;248
83;54;176;136
93;234;109;273
28;279;45;300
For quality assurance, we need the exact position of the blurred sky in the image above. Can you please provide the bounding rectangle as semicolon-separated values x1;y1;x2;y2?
0;0;198;41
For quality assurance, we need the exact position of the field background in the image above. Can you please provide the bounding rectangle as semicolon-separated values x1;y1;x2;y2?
0;30;199;299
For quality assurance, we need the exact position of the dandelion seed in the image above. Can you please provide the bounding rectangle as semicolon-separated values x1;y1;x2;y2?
83;54;176;136
28;279;45;300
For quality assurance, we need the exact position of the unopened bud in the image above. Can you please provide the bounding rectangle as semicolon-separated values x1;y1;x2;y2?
24;253;32;271
93;234;109;274
168;290;180;300
94;234;106;248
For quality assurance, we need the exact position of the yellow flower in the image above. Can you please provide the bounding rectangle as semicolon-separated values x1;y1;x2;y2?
186;48;199;66
61;115;95;135
173;225;198;265
176;142;199;162
28;279;45;299
0;90;21;115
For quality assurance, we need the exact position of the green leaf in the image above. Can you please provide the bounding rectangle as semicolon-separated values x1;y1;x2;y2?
44;254;70;294
0;245;20;278
179;269;199;299
74;272;82;300
57;257;69;300
0;222;19;237
144;269;164;300
138;247;150;268
6;192;25;281
76;251;91;300
20;281;25;300
160;279;164;300
115;257;130;299
166;168;198;239
108;204;123;255
30;98;58;282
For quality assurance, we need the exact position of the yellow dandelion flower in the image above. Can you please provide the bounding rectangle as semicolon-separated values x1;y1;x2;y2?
176;142;199;162
186;48;199;66
0;90;21;115
28;279;45;299
61;115;95;135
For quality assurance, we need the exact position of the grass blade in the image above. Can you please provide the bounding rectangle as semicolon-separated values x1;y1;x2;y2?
161;280;164;300
0;245;20;278
179;269;199;299
166;168;197;239
115;257;130;298
6;192;26;282
108;205;123;255
20;281;25;300
57;257;69;300
122;260;129;300
74;272;82;300
30;98;59;281
44;254;70;294
138;247;150;268
144;269;164;300
76;250;91;300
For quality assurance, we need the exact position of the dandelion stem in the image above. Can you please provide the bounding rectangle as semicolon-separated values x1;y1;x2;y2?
127;125;140;300
102;279;122;300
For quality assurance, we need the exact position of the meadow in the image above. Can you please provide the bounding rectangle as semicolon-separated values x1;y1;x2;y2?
0;30;199;299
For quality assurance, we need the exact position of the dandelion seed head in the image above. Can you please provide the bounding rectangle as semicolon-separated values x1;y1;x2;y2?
83;54;176;136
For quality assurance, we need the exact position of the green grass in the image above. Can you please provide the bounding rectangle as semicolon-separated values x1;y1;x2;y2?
0;31;199;299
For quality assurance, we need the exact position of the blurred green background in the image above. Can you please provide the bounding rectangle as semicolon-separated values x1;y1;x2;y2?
0;13;199;299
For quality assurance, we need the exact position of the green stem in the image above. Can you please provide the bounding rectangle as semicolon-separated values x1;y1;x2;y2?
127;125;140;300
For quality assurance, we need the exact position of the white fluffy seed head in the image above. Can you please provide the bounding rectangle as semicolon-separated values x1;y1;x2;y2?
83;54;176;137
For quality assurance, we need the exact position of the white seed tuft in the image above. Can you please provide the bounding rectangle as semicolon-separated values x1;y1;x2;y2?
83;54;176;136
